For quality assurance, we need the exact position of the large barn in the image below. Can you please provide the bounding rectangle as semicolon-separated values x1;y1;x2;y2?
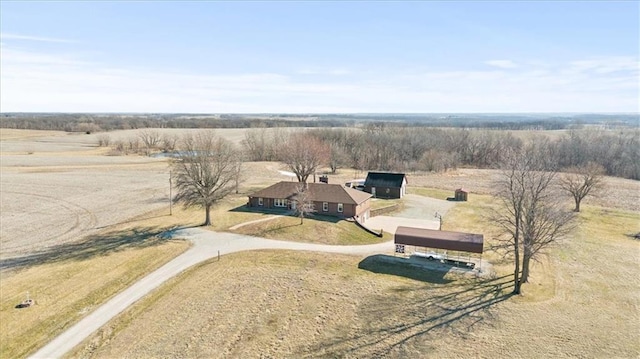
363;172;407;199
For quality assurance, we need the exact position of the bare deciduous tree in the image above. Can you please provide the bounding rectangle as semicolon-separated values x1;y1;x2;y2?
291;184;315;224
282;133;329;183
232;152;247;194
161;134;179;153
173;132;240;226
139;130;161;155
560;162;605;212
328;143;348;174
127;137;140;153
242;127;282;161
97;134;111;147
494;143;575;294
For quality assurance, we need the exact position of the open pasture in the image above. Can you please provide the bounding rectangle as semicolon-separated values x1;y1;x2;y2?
73;200;640;358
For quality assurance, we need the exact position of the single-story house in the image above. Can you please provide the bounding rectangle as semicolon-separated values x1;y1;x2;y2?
363;172;408;199
248;181;372;221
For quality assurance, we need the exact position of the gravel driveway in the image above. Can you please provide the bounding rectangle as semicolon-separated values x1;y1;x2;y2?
29;229;394;359
31;195;463;358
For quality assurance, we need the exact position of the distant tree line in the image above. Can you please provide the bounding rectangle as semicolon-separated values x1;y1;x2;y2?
3;113;637;132
0;114;353;132
242;126;639;180
3;113;637;179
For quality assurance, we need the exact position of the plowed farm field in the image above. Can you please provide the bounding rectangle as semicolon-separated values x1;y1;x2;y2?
0;130;174;260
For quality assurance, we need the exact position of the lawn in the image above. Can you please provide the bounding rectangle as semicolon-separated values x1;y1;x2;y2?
369;197;403;210
0;229;189;359
407;186;453;200
71;184;640;358
230;214;391;245
71;199;640;359
70;250;514;358
5;173;639;358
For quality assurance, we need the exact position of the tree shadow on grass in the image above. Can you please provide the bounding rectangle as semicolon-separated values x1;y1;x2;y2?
302;271;513;357
0;226;182;271
304;214;341;224
627;232;640;241
95;214;168;230
229;205;343;224
358;254;455;284
229;204;283;214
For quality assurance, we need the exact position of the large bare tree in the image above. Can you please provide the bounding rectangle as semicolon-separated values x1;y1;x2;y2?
281;132;329;183
173;132;240;226
494;143;575;294
560;162;605;212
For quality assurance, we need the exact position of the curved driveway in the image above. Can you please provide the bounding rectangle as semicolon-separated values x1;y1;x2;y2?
30;228;394;359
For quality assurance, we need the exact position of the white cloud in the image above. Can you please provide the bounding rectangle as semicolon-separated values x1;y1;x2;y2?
485;60;518;69
568;57;639;74
1;45;637;113
0;32;77;43
296;68;351;76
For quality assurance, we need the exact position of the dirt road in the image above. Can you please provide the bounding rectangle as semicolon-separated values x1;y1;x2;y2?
29;228;394;359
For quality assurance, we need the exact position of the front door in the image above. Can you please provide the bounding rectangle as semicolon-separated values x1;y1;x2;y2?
371;187;376;197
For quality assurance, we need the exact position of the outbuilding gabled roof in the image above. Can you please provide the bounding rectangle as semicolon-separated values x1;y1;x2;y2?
364;172;407;188
249;181;372;205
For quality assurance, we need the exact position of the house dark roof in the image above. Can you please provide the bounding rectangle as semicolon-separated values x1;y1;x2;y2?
394;226;483;254
364;172;407;188
249;181;372;205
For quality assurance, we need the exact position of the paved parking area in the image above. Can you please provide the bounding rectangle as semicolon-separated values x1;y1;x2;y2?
364;216;440;234
364;194;457;234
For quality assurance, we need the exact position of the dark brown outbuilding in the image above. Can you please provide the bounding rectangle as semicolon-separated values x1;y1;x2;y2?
455;188;468;201
394;226;483;254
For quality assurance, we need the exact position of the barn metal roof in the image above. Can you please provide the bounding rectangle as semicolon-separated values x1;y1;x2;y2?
394;226;484;254
364;172;407;188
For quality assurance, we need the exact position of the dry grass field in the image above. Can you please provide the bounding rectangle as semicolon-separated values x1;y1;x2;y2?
71;200;639;358
0;234;189;359
1;129;638;358
405;168;640;212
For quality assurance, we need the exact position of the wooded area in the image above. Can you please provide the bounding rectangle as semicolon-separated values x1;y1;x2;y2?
243;126;640;180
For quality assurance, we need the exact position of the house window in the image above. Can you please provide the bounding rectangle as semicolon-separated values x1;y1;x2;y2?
258;198;263;206
337;203;343;213
323;202;328;212
274;198;287;207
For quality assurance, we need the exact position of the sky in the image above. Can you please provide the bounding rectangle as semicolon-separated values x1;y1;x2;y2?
1;1;638;113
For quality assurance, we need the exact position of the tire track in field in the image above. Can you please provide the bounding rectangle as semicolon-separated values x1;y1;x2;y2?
0;190;98;254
